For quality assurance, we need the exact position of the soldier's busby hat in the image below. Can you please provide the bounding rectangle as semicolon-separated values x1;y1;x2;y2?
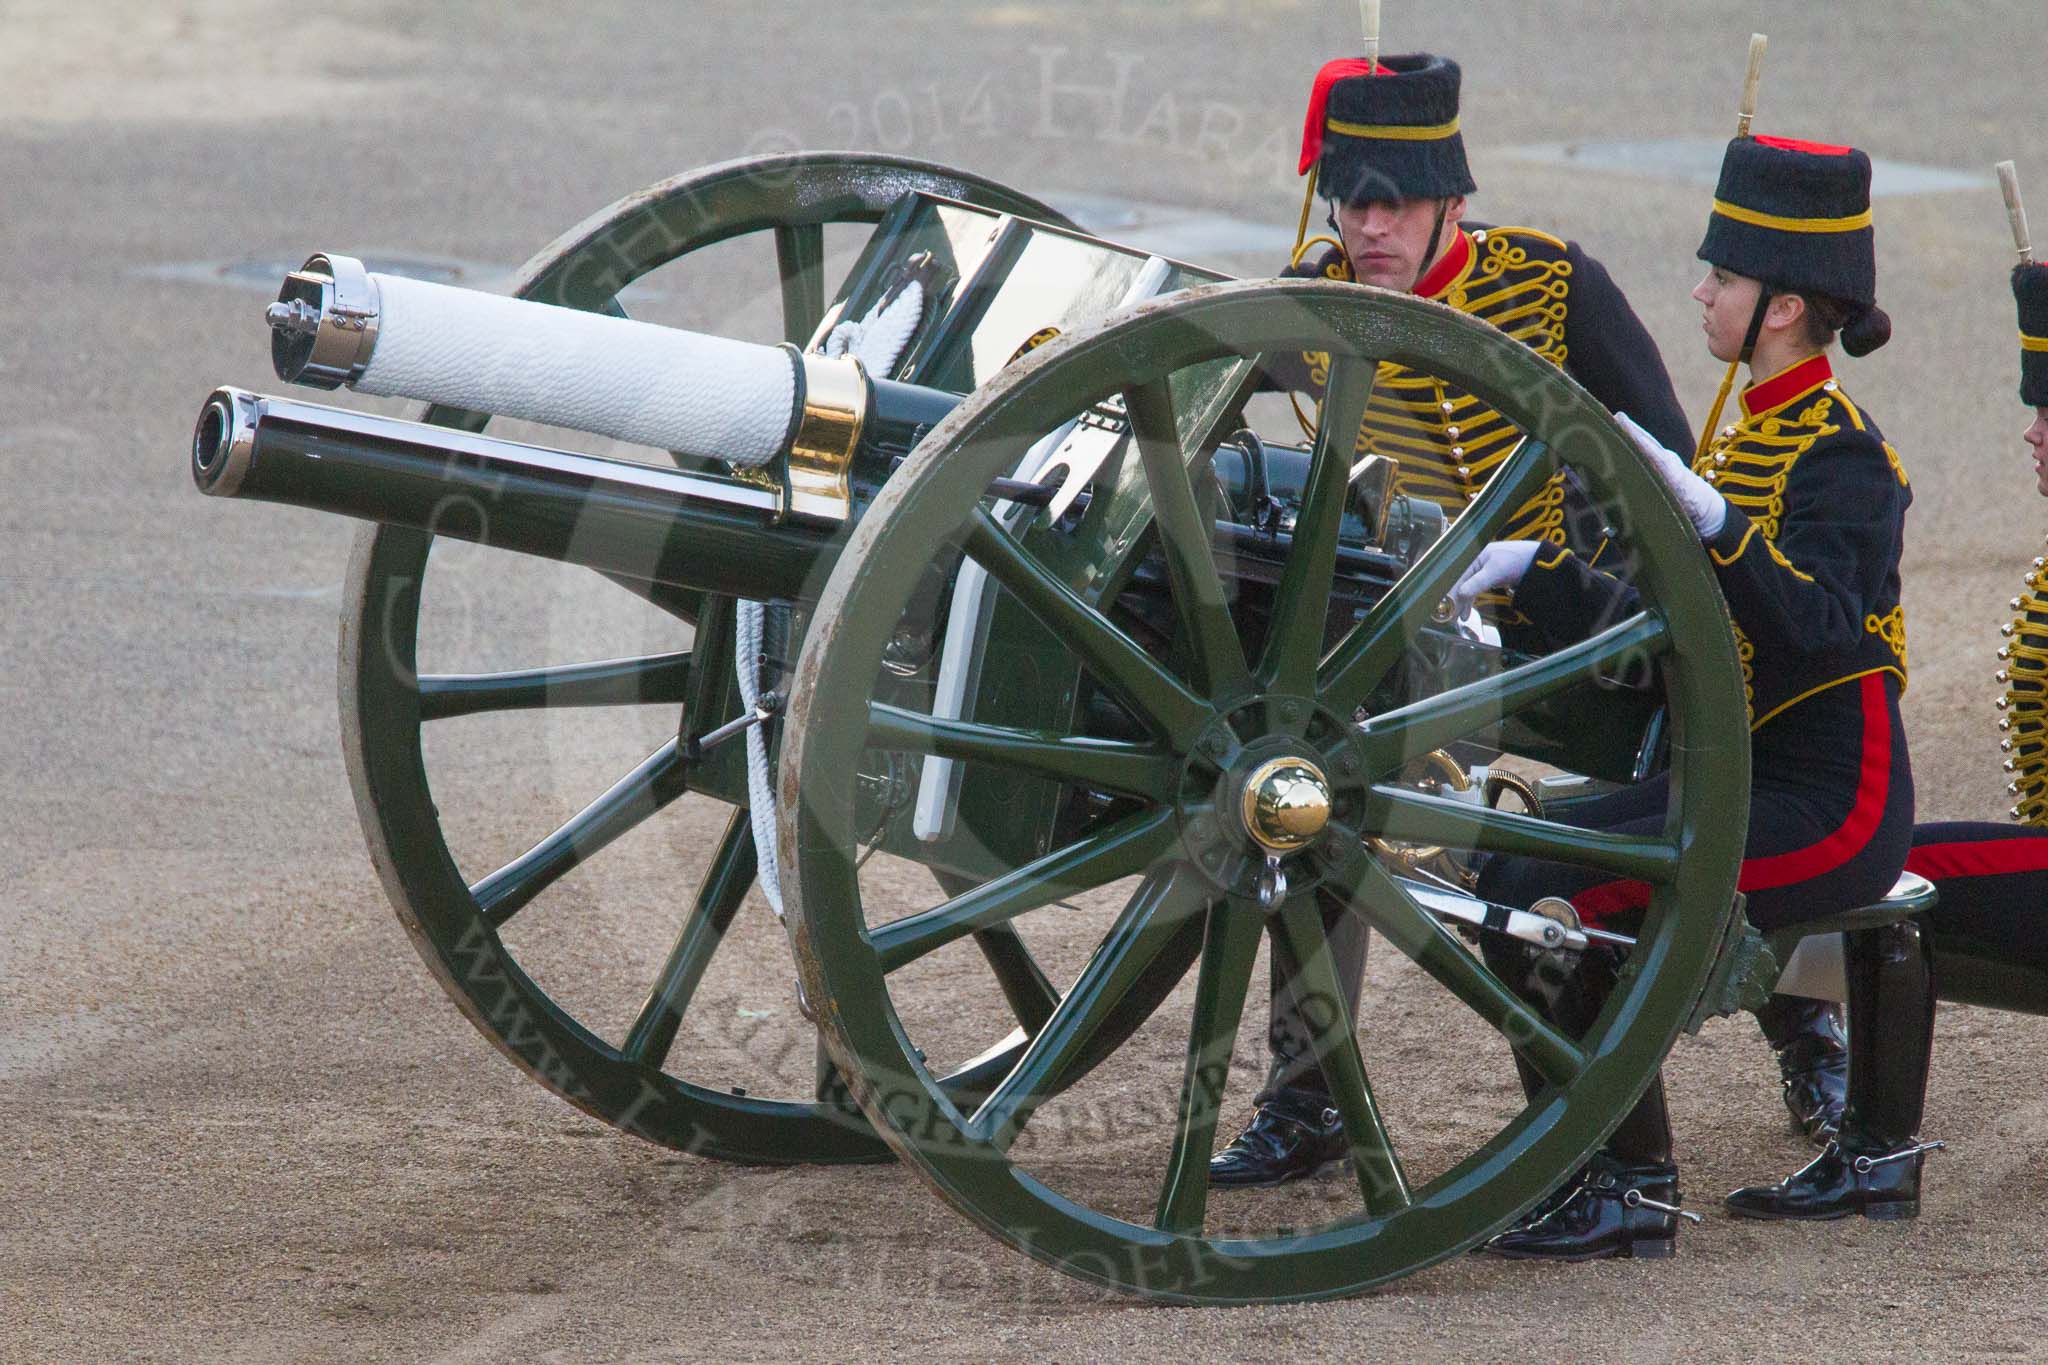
2015;262;2048;406
1299;54;1476;205
1699;136;1876;306
1699;134;1888;353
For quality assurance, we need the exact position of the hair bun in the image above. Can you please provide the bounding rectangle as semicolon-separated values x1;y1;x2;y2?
1841;304;1892;357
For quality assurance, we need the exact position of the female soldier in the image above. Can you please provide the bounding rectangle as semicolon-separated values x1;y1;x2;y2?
1449;133;1935;1258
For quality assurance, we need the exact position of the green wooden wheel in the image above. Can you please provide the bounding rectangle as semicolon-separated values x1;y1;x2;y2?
782;279;1752;1297
340;152;1085;1163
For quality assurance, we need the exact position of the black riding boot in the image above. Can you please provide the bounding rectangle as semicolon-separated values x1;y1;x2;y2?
1479;944;1694;1260
1755;993;1849;1145
1728;920;1941;1220
1483;1070;1690;1260
1210;905;1367;1187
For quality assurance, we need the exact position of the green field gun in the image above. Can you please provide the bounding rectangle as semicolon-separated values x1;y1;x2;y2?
193;153;1776;1302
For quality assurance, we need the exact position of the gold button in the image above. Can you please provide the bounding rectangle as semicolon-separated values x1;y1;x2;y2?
1823;380;1839;392
1472;230;1487;243
1451;446;1465;459
1713;452;1728;466
1445;425;1461;440
1720;425;1737;438
1440;400;1456;415
1457;466;1472;479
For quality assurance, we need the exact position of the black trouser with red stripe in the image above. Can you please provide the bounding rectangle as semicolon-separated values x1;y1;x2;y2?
1476;673;1925;1166
1907;822;2048;1006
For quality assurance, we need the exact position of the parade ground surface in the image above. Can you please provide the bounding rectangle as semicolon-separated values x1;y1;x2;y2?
8;1;2048;1359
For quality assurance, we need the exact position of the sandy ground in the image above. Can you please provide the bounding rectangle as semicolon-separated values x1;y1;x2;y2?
8;1;2048;1359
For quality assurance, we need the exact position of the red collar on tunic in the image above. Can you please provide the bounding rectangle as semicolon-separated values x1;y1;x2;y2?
1413;227;1473;299
1740;353;1835;420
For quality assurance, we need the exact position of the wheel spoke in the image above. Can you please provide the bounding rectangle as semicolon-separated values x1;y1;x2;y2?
1124;379;1253;703
1258;353;1376;694
1362;786;1681;884
1319;438;1555;710
964;508;1212;740
418;651;693;721
1324;849;1587;1088
869;808;1177;971
1270;897;1413;1214
1177;358;1265;461
621;806;757;1068
866;700;1177;801
968;866;1209;1149
1356;611;1669;775
472;740;690;926
1153;903;1264;1235
971;924;1061;1035
775;223;827;346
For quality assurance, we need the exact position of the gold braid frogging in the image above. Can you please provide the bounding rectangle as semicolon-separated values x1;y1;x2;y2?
1998;549;2048;826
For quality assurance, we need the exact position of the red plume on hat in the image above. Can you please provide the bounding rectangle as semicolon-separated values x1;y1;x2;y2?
1299;58;1390;175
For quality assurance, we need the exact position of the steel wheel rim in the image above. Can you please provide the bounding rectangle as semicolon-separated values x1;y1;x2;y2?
341;153;1078;1163
784;279;1749;1296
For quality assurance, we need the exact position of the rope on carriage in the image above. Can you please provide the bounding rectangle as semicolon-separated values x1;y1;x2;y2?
739;282;929;916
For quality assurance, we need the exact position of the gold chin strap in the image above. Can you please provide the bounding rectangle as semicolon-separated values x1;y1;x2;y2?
1294;166;1319;260
1290;163;1347;443
1696;356;1742;460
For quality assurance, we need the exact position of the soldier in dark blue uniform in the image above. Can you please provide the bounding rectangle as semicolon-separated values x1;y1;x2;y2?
1880;257;2048;1016
1454;134;1939;1258
1212;52;1850;1187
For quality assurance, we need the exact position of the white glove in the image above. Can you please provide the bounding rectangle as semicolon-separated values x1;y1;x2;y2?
1448;540;1543;618
1616;411;1726;539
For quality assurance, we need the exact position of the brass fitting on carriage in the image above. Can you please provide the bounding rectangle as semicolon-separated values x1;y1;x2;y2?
261;251;872;524
783;350;870;523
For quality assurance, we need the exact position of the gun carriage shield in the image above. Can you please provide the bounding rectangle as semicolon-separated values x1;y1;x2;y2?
192;151;1761;1300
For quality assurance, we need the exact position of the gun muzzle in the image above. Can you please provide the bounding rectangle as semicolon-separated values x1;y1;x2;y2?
193;387;834;602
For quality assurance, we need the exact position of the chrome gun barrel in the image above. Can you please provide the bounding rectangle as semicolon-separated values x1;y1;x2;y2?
192;388;837;602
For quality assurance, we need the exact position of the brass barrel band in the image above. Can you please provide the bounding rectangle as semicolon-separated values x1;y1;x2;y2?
787;351;870;523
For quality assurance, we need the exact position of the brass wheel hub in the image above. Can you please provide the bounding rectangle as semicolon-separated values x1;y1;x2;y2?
1174;697;1365;899
1240;757;1332;852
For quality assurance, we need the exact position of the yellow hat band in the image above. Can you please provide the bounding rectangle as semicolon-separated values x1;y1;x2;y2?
1324;115;1460;142
1711;198;1873;234
2023;332;2048;353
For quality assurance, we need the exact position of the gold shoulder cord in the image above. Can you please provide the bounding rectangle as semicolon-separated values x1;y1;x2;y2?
1997;543;2048;825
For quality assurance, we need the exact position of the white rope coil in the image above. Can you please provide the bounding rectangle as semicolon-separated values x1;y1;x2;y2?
735;280;927;906
734;599;785;919
824;280;924;376
359;274;796;466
